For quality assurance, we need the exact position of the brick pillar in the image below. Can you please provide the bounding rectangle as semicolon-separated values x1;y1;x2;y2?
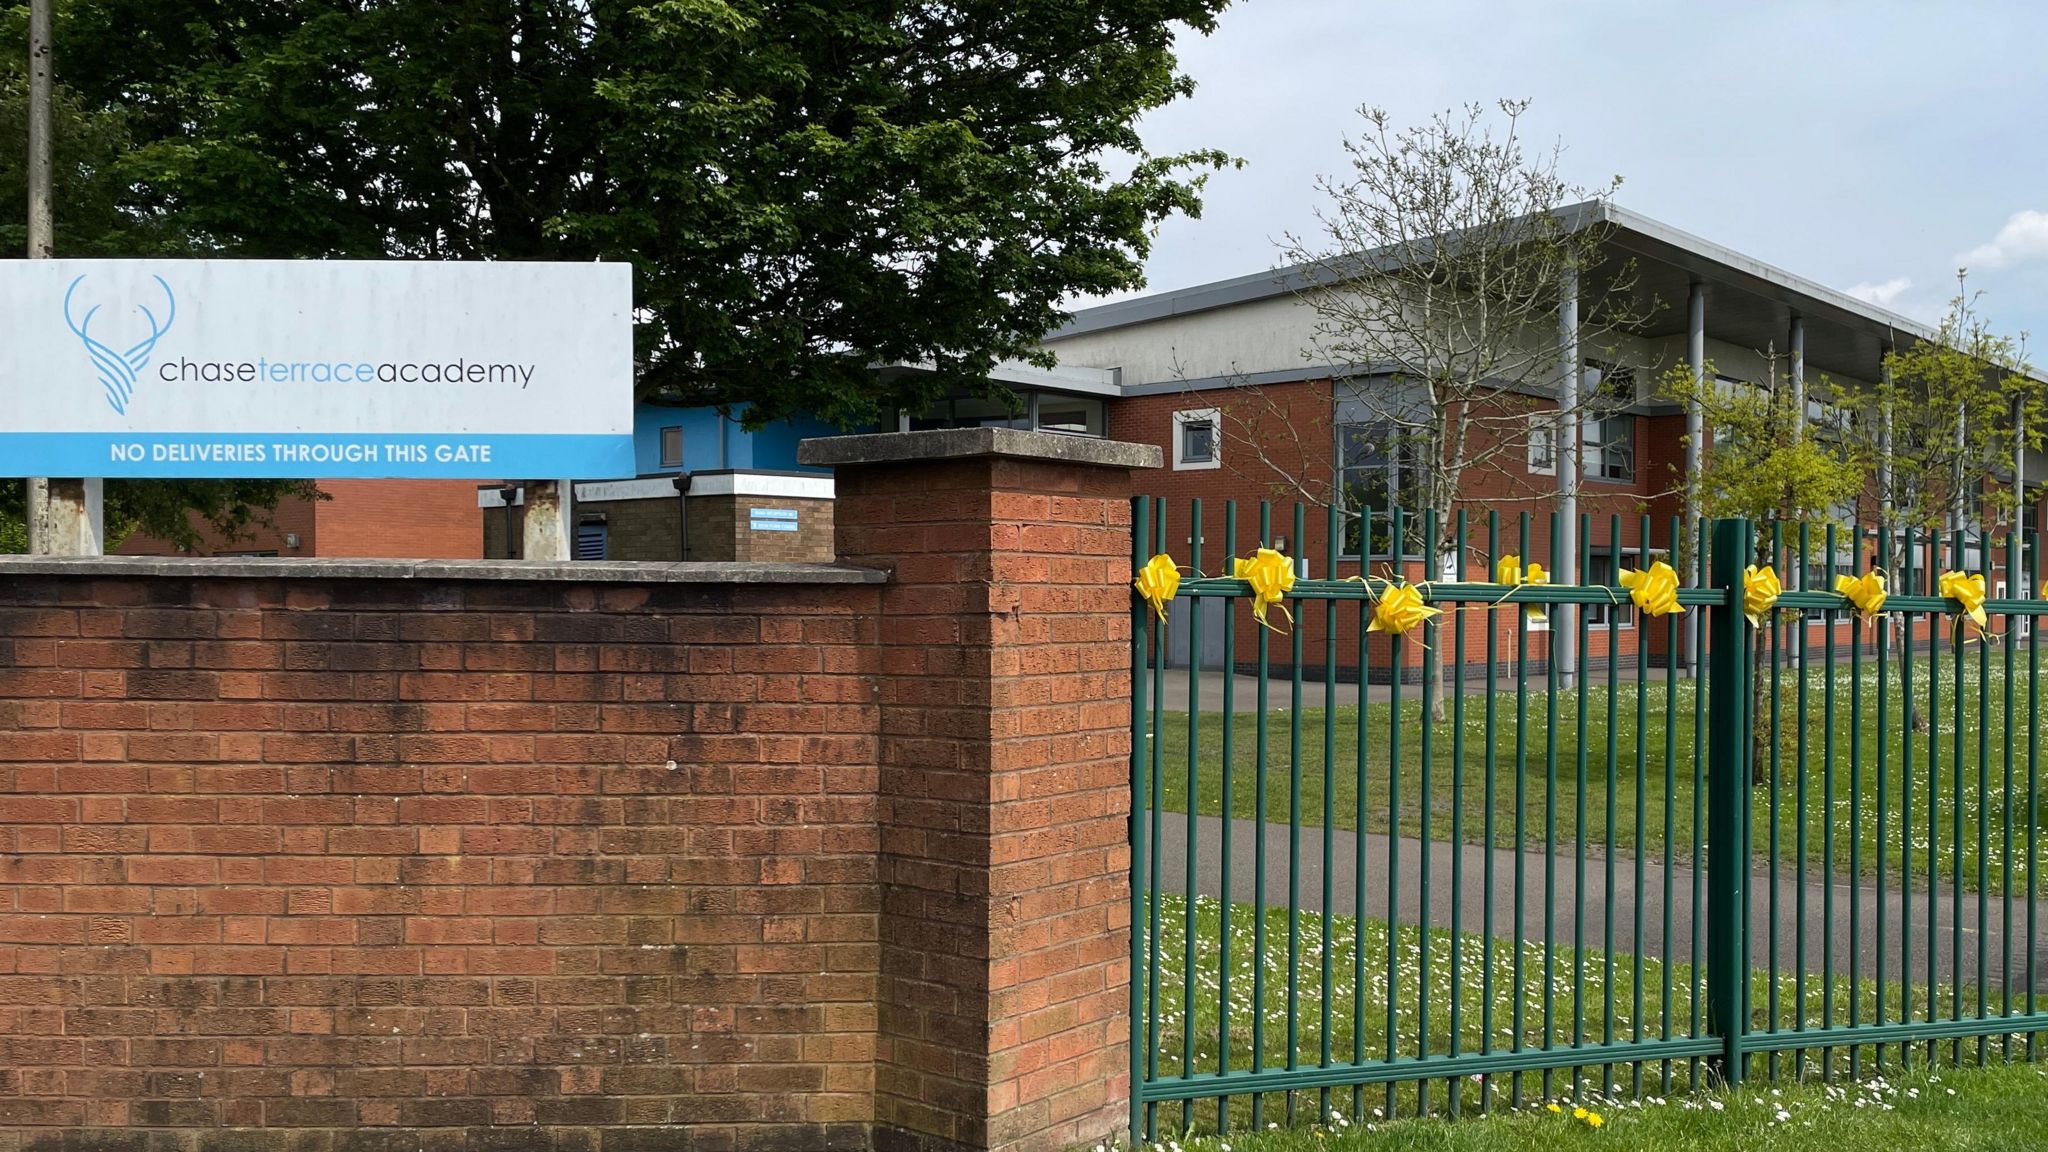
801;429;1160;1152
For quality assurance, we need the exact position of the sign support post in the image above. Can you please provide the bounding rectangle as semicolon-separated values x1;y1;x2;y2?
24;0;104;556
521;480;573;562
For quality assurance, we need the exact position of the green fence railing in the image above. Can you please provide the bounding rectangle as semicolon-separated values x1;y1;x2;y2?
1129;501;2048;1139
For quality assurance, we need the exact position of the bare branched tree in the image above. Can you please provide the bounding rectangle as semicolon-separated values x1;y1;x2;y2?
1231;100;1654;710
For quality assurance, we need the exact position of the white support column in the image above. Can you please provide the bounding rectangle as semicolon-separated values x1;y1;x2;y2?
2016;397;2029;543
1878;349;1894;532
1683;282;1706;675
1789;315;1806;435
521;480;574;561
1556;266;1581;688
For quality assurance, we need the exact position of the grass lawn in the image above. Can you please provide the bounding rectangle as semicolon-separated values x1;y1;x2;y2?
1121;1061;2048;1152
1139;893;2036;1137
1147;653;2048;892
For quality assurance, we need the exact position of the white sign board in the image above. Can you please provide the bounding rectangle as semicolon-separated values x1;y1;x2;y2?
0;259;634;478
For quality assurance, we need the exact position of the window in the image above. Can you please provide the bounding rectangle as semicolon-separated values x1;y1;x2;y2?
1037;395;1106;437
1583;361;1637;483
909;395;1027;432
1709;375;1755;451
1584;547;1669;628
660;427;683;468
1586;415;1635;481
1584;551;1629;628
1802;555;1854;621
909;392;1106;437
1338;422;1426;557
1527;415;1557;476
575;521;608;561
2000;581;2032;638
1173;409;1220;470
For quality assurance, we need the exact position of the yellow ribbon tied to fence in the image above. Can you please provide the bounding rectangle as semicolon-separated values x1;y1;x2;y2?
1618;560;1684;617
1367;581;1439;636
1938;569;1989;634
1742;564;1782;629
1495;554;1548;621
1233;548;1296;633
1132;553;1181;623
1835;570;1888;620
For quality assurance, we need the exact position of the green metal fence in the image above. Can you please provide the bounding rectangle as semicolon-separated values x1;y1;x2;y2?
1129;500;2048;1138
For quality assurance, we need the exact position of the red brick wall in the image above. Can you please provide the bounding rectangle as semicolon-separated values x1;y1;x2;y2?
0;575;885;1151
0;434;1143;1152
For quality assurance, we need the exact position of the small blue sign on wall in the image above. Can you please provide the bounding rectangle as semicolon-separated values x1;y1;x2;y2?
749;508;800;533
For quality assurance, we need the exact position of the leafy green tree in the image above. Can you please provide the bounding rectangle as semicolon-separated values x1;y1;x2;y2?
21;0;1234;429
2;17;306;550
1852;276;2045;547
1660;358;1864;535
1659;355;1866;772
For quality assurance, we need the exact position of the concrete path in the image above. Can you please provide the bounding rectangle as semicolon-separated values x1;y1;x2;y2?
1149;813;2048;991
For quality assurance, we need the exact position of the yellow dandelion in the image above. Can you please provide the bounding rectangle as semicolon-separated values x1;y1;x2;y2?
1587;1112;1604;1129
1547;1103;1563;1114
1573;1107;1589;1120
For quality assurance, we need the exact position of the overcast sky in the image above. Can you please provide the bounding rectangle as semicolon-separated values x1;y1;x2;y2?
1108;0;2048;342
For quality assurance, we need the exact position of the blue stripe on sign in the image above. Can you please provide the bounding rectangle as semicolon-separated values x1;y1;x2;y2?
0;432;636;480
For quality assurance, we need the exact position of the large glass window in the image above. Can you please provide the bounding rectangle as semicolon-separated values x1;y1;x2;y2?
908;391;1105;436
1037;395;1106;437
1527;415;1557;476
1583;360;1637;483
1338;421;1427;557
909;395;1026;432
1583;547;1666;627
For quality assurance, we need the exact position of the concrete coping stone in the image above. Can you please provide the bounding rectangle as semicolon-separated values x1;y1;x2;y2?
0;556;888;585
797;427;1163;470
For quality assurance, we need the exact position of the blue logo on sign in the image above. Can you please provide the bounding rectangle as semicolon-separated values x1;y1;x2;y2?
63;274;177;415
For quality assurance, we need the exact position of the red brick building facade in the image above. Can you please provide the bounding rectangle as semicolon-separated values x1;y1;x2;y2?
119;481;483;561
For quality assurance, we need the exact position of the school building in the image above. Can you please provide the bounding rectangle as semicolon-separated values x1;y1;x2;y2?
1041;200;2045;678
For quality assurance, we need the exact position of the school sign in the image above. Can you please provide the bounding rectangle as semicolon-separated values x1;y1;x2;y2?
0;260;634;478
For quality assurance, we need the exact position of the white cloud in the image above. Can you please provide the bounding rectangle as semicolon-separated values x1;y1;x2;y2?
1960;209;2048;269
1845;276;1912;308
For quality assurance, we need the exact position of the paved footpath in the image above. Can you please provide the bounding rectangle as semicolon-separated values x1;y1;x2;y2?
1151;813;2048;991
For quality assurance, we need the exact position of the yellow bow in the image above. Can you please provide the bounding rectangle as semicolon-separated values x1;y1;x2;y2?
1618;560;1684;617
1132;553;1181;623
1367;581;1440;636
1233;548;1296;633
1835;570;1888;619
1939;569;1989;633
1495;554;1548;621
1742;564;1782;629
